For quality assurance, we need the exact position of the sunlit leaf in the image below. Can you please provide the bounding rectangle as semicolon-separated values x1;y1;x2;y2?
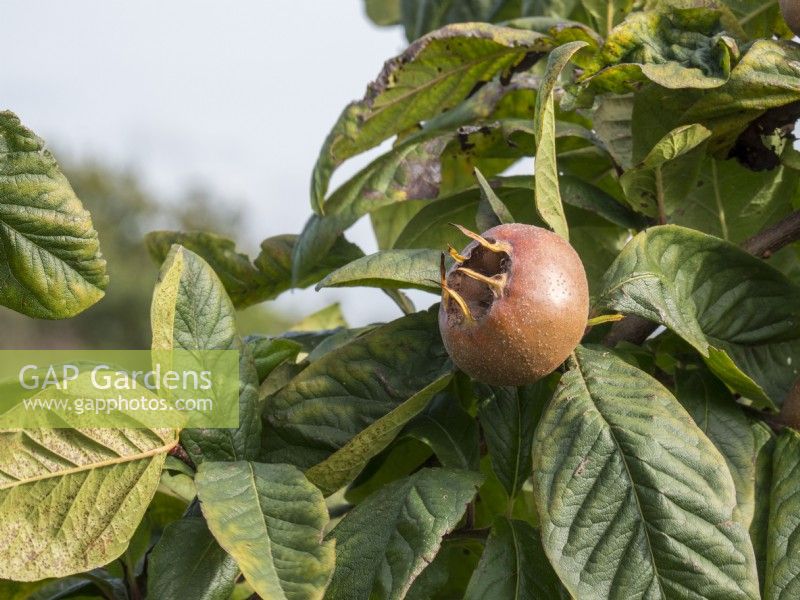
534;40;588;240
316;249;442;293
196;461;334;600
0;111;107;318
682;39;800;155
620;123;711;218
311;23;550;208
0;428;177;580
151;245;261;463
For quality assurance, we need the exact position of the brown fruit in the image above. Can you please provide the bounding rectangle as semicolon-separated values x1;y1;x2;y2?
781;0;800;36
438;223;589;386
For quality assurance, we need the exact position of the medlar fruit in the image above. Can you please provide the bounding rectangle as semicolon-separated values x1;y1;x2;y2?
438;223;589;386
781;0;800;36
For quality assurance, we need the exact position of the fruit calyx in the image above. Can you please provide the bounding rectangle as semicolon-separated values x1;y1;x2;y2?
440;224;512;325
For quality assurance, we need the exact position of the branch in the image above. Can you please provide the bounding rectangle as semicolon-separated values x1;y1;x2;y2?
742;210;800;258
604;209;800;347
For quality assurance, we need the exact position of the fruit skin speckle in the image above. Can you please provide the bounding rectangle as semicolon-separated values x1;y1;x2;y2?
438;223;589;386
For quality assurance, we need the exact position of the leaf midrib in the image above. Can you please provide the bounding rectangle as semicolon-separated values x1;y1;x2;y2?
509;521;523;600
0;220;105;296
574;355;667;599
411;415;469;468
245;462;286;599
0;439;176;490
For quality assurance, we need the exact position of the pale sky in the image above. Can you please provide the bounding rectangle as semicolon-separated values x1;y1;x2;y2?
1;0;442;325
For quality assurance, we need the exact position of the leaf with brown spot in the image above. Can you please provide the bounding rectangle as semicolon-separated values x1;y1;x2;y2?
0;427;177;581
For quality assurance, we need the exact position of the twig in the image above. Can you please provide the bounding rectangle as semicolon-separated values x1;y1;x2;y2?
604;210;800;347
742;404;787;433
444;527;490;541
168;443;196;471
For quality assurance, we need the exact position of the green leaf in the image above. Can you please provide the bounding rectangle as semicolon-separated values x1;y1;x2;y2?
289;303;348;332
370;200;429;250
261;307;450;469
325;468;482;600
246;336;303;383
316;249;442;293
727;0;792;39
365;0;401;26
0;427;177;581
580;0;633;36
764;427;800;599
1;577;96;600
146;230;269;310
683;39;800;154
305;327;377;363
261;233;364;296
147;517;239;600
344;438;432;505
305;374;451;496
578;9;735;98
300;109;622;279
399;0;497;41
196;461;334;600
477;382;551;499
0;111;107;318
151;245;261;463
140;230;367;307
533;346;760;599
0;579;62;600
405;538;483;600
750;421;775;591
598;225;800;407
675;366;758;528
463;518;565;600
619;123;711;218
593;94;634;169
299;139;445;279
311;23;550;208
534;40;588;240
474;168;514;231
404;387;481;470
671;158;798;244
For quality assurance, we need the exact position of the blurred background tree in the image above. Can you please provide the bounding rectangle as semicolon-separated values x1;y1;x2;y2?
0;159;292;349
